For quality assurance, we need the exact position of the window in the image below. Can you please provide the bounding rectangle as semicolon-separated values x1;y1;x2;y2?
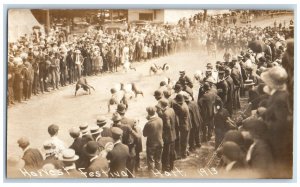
139;13;153;21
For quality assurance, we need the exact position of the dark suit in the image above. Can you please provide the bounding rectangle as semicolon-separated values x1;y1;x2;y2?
161;107;177;171
198;90;220;142
231;67;242;109
225;75;234;116
143;116;163;170
69;137;85;168
174;102;191;158
69;137;85;157
121;116;143;171
247;139;274;176
187;101;203;150
66;53;75;84
264;90;292;172
86;157;109;178
216;79;228;106
106;142;130;178
22;148;43;170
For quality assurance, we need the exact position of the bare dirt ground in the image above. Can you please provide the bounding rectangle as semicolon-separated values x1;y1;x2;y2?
6;14;293;178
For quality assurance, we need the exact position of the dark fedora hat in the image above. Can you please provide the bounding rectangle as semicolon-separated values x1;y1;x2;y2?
116;104;126;114
153;90;163;98
175;94;184;104
83;141;99;157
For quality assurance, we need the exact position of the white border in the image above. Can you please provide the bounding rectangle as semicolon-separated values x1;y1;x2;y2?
1;0;299;187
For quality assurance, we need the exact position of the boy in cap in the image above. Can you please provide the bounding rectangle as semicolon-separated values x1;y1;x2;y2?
17;137;43;170
143;106;163;171
106;127;130;178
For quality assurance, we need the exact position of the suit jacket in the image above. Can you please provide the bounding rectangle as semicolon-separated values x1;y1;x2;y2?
247;139;274;173
86;157;109;178
187;101;203;129
216;79;228;104
143;116;163;147
106;142;130;177
231;67;242;87
66;54;75;70
225;76;234;105
173;102;191;131
198;90;220;123
23;148;43;170
161;107;177;143
69;137;85;158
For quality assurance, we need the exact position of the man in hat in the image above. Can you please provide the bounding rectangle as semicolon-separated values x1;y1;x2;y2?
223;48;232;63
153;90;164;118
159;99;177;172
7;63;15;106
261;66;292;174
89;122;114;154
22;61;32;101
176;70;194;100
66;50;75;84
83;141;109;178
49;52;60;90
183;94;203;152
143;106;163;171
241;119;274;177
68;127;85;165
111;112;138;177
216;70;229;105
173;94;191;159
79;123;93;145
42;141;64;169
17;137;43;170
13;64;24;103
229;59;242;110
47;124;66;158
94;116;110;137
106;127;130;178
223;69;234;109
74;49;83;80
59;51;67;87
198;82;220;142
59;149;82;178
116;103;142;171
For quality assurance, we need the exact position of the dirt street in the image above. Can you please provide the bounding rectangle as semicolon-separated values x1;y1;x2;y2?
6;14;293;178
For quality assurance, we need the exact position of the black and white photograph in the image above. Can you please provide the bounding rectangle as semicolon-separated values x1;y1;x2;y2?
4;5;295;180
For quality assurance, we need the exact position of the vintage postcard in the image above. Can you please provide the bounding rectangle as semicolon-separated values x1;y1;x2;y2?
5;6;294;180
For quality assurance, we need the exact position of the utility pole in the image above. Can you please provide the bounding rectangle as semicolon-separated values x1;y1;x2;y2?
45;9;50;34
204;9;207;21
